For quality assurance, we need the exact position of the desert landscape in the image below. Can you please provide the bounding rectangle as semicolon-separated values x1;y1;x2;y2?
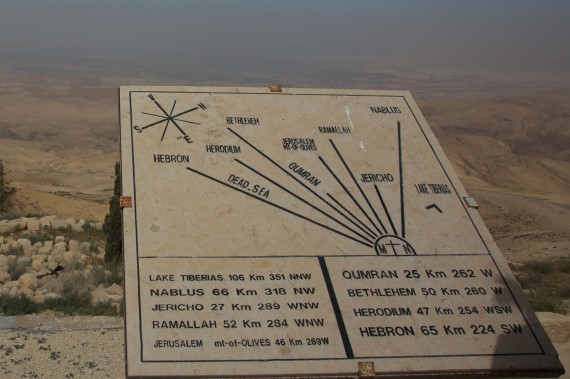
0;20;569;377
0;65;568;377
1;67;568;265
0;1;568;377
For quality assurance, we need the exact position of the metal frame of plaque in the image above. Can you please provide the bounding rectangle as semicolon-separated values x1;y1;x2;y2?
119;86;564;378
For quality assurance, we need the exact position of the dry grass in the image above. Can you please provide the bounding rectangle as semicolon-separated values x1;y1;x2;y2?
510;259;570;312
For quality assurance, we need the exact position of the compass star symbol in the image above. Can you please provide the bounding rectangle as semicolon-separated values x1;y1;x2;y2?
138;93;206;143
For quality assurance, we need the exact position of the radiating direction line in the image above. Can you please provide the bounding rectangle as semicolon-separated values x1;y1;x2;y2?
148;93;202;120
142;97;188;137
329;140;389;235
398;121;406;238
374;184;398;235
160;101;177;141
142;94;204;140
174;119;200;125
141;117;169;130
142;112;167;118
142;112;200;126
227;128;376;240
170;106;200;120
162;111;187;138
319;156;382;236
235;158;375;245
147;93;169;115
326;193;377;238
186;167;373;248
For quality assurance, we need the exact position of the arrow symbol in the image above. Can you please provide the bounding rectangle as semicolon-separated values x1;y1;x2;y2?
426;203;443;213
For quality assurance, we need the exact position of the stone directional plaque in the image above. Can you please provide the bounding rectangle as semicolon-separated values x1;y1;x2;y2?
119;87;565;378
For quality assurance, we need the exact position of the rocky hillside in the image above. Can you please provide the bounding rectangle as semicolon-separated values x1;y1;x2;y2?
0;215;122;315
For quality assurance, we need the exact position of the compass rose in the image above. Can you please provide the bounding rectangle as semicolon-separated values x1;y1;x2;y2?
133;93;207;144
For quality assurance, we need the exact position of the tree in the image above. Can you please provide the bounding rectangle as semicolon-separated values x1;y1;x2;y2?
104;162;122;266
0;161;16;213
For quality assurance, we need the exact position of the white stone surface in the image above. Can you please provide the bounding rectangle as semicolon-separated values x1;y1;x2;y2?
18;273;38;291
90;222;104;230
0;255;8;268
31;259;43;271
39;215;57;228
68;240;80;253
73;219;86;232
37;246;52;255
0;220;19;234
105;283;123;296
4;281;19;290
118;86;564;378
26;219;40;231
50;220;68;230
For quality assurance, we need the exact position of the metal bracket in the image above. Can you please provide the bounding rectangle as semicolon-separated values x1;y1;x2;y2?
464;196;479;209
269;85;282;92
120;196;133;209
358;361;375;378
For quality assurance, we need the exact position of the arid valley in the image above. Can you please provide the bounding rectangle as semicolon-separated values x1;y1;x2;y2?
1;52;570;379
1;1;570;377
1;67;568;265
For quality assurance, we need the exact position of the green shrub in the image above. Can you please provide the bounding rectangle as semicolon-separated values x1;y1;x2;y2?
6;245;23;256
104;162;122;266
7;258;28;281
0;294;119;316
106;261;124;286
558;258;570;274
29;261;123;315
511;259;570;312
0;294;37;315
26;231;54;245
65;259;86;271
0;161;16;213
90;264;107;285
526;294;557;313
524;260;555;275
60;272;91;306
91;262;123;287
38;271;118;316
89;240;101;254
56;226;106;244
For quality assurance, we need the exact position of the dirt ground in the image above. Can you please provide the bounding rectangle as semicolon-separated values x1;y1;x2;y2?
0;314;567;378
0;315;124;378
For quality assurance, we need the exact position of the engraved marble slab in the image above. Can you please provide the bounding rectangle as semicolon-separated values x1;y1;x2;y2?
119;87;564;378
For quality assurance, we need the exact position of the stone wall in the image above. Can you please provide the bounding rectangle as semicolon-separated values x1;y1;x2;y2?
0;216;103;234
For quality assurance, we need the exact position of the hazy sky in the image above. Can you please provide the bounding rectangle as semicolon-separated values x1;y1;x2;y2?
1;0;569;88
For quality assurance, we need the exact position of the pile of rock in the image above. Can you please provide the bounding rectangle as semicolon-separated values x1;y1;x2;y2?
0;235;123;310
0;215;103;234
